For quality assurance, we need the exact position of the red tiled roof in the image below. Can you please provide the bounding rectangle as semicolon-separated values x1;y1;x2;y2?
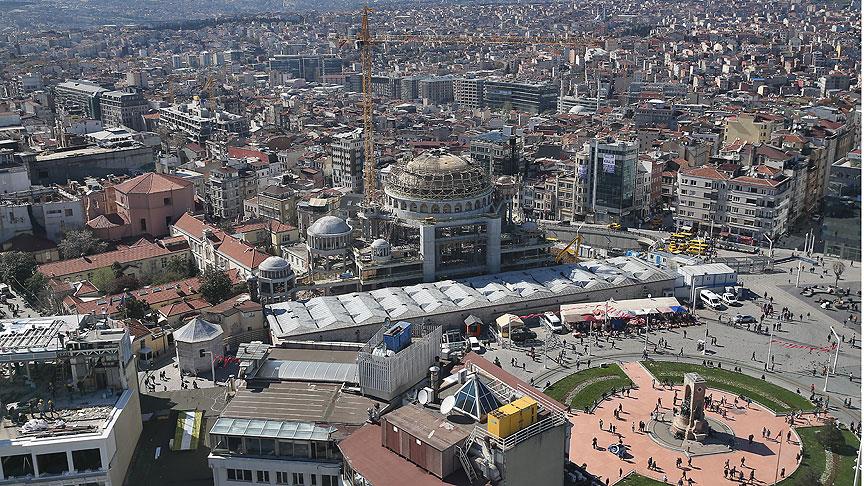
38;241;176;278
74;280;100;296
87;213;127;229
680;166;730;181
216;235;269;270
158;298;210;317
206;294;261;314
338;423;471;486
228;146;269;164
731;175;782;187
67;270;241;316
173;212;208;237
113;172;192;194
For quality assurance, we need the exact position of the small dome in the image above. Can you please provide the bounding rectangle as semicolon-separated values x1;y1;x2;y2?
259;255;290;272
568;105;589;114
371;238;390;249
308;215;352;236
174;317;223;343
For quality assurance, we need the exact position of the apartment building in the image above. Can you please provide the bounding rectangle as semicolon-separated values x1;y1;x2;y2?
453;78;485;108
246;185;298;225
207;345;379;486
330;128;364;193
676;165;791;242
483;80;558;114
0;317;141;486
99;89;150;131
206;163;258;221
675;166;730;231
418;76;454;104
54;80;108;119
0;186;84;245
469;127;522;176
159;100;249;143
723;113;782;145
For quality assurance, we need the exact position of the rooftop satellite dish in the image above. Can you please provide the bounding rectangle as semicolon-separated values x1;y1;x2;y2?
440;395;456;415
418;387;431;405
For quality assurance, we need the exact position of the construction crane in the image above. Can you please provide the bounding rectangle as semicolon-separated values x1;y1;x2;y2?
345;7;597;207
555;234;583;263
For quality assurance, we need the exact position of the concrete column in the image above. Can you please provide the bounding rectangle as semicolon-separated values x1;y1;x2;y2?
420;224;436;282
486;218;502;274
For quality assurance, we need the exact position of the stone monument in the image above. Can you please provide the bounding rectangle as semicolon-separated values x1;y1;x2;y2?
670;372;710;440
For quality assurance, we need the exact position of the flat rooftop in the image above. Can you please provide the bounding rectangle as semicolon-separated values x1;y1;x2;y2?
268;256;677;338
221;381;378;426
0;388;120;441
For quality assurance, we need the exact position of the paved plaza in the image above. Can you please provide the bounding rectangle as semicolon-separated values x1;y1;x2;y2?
567;362;824;485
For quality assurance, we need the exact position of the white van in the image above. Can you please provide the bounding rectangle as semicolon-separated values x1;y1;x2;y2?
699;289;724;309
540;312;564;334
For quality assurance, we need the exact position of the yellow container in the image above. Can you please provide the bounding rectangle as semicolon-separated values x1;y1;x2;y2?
488;397;538;437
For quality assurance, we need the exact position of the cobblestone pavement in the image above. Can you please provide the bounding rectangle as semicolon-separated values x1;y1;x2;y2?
480;251;862;428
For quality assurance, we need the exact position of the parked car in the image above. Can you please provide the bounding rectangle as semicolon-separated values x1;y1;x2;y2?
510;328;537;342
540;311;564;333
733;314;756;325
721;293;739;306
468;336;482;352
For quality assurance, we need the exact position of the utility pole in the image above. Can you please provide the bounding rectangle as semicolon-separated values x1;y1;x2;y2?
830;326;841;374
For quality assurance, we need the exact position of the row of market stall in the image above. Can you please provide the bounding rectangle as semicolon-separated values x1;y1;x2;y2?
559;297;690;332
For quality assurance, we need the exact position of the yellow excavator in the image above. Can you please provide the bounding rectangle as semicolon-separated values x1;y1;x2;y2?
556;234;583;263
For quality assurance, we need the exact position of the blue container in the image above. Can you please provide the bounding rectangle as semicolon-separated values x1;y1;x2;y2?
383;321;412;352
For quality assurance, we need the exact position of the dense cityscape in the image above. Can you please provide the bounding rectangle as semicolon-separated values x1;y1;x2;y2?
0;1;860;485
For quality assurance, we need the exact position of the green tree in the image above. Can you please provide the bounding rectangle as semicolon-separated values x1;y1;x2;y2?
817;423;846;453
58;230;108;260
117;295;152;320
24;272;49;307
166;256;197;278
91;267;116;292
198;268;232;305
0;252;37;291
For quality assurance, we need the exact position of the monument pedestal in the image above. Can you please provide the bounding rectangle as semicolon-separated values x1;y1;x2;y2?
669;372;711;441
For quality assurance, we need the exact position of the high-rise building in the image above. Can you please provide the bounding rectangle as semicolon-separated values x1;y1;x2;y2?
99;88;150;131
267;55;343;82
454;77;485;108
483;80;557;114
469;127;522;176
54;80;108;119
418;76;454;104
584;138;640;224
330;128;364;193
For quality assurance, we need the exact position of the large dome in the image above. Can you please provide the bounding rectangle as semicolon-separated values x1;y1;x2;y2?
386;150;491;200
308;215;352;237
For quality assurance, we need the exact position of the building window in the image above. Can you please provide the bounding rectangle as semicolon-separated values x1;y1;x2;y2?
293;472;305;485
257;471;269;483
72;448;102;472
276;472;290;484
164;197;172;206
36;452;69;476
140;218;147;231
321;475;338;486
227;469;252;482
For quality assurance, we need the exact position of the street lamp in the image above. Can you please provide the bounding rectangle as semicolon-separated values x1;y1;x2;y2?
830;326;841;375
764;234;774;271
644;294;652;354
766;321;775;370
200;349;216;386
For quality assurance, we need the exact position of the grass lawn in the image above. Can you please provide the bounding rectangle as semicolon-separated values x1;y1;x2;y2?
616;473;666;485
640;361;813;414
833;429;860;486
782;426;859;485
544;364;633;410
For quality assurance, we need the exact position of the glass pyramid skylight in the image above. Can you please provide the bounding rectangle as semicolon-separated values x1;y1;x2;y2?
452;377;502;420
